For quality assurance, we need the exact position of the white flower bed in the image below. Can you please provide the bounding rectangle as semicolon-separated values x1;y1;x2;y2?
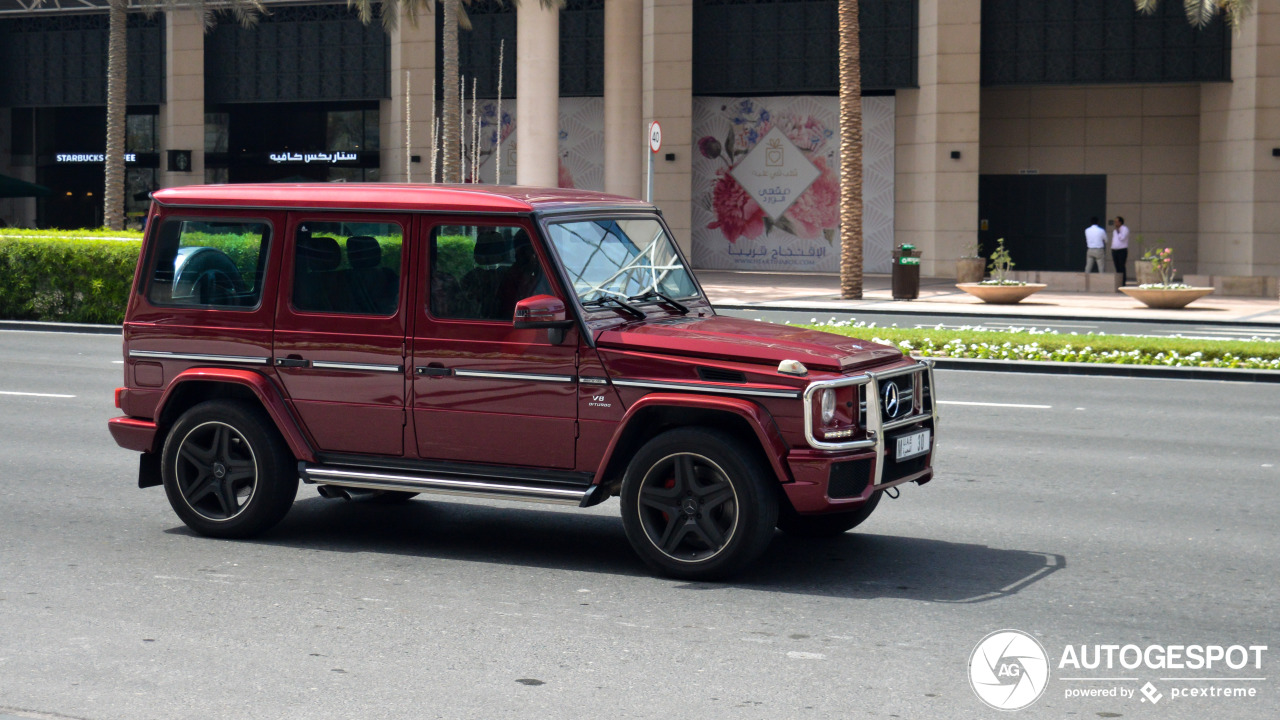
802;320;1280;371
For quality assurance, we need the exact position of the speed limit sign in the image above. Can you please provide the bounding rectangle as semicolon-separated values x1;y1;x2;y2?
649;121;662;153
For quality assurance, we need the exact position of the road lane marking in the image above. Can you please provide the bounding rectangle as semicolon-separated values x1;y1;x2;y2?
0;390;76;398
938;400;1051;409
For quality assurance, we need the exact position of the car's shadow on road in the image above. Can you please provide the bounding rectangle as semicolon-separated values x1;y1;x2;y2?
167;495;1063;603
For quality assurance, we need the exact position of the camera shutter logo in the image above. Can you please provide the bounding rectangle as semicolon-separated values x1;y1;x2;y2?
969;630;1050;711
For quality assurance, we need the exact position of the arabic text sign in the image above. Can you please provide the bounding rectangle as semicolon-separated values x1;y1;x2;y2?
728;127;819;221
268;152;361;165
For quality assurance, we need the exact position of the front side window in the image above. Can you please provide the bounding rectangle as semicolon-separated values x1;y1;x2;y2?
546;218;699;305
291;221;403;315
147;219;270;308
430;224;550;321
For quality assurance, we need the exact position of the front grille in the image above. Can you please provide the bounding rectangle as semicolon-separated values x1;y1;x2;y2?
858;370;925;425
828;460;871;499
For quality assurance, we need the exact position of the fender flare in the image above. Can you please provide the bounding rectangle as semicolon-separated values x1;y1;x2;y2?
154;368;315;462
593;392;792;486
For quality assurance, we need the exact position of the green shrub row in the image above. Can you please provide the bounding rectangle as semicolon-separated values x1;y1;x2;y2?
0;236;141;324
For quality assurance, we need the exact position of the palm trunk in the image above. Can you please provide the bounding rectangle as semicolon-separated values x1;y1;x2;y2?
838;0;863;299
103;0;128;230
440;0;461;183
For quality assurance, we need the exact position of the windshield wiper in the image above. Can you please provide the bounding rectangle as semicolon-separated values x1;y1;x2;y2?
627;289;689;315
581;295;646;319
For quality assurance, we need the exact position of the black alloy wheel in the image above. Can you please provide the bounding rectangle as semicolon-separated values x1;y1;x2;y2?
161;400;298;538
621;428;778;579
174;420;257;520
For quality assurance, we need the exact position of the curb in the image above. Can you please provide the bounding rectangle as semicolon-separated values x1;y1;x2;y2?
714;302;1280;329
930;356;1280;383
2;321;1275;382
0;320;121;335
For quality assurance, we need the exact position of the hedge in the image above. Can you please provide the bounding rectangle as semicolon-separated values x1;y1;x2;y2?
0;233;472;325
0;236;141;324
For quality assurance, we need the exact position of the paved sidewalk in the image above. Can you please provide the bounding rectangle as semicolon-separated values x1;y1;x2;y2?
698;270;1280;326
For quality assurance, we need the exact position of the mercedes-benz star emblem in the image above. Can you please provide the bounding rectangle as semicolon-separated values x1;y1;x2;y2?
882;381;900;418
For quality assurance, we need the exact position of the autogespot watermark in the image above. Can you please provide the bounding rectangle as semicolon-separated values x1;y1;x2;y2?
968;630;1051;711
968;631;1268;711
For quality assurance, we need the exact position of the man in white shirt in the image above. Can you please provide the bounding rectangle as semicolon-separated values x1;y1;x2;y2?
1111;216;1130;285
1084;217;1107;273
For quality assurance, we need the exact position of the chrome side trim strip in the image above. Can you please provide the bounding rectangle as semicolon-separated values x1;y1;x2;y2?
129;350;270;365
310;361;404;374
611;378;801;399
453;369;576;383
301;465;588;506
579;376;610;385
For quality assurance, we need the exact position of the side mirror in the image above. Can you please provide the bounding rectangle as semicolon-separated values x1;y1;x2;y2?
513;295;575;329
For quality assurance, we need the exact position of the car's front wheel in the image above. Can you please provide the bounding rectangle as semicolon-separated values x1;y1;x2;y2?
620;428;778;580
161;400;298;538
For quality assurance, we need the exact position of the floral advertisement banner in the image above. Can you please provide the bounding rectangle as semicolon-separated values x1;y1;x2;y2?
469;97;604;191
691;95;895;273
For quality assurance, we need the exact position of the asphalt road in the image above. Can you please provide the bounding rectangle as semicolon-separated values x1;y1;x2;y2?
1;330;1277;720
721;307;1280;341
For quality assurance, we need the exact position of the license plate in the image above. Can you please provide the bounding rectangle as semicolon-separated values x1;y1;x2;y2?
895;429;931;461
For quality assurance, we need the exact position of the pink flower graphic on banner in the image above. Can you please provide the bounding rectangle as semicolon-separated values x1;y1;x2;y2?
783;157;839;239
776;114;831;155
707;169;766;243
558;157;575;189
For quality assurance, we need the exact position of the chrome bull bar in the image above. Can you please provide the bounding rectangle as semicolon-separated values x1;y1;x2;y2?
801;359;939;486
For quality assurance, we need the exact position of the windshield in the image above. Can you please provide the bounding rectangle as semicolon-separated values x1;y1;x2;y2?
546;218;700;305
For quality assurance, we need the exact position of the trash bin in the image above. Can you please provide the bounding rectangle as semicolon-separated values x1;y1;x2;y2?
892;244;922;300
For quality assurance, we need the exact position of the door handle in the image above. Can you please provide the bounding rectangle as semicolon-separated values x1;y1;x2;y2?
274;356;310;368
414;365;452;377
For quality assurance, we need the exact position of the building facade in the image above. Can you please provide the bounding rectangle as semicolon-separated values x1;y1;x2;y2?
1;0;1277;280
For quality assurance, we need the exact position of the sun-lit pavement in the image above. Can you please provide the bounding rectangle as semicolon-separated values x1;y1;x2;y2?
698;271;1280;326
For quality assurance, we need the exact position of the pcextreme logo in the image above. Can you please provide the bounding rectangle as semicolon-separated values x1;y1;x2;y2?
968;629;1051;711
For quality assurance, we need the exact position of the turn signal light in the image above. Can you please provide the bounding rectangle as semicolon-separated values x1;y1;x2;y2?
114;387;124;409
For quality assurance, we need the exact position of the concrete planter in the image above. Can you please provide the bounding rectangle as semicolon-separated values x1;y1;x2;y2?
956;282;1047;304
955;257;986;284
1134;263;1161;286
1119;286;1215;309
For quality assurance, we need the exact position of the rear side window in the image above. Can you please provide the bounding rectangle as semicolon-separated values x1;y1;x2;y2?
146;219;271;308
291;221;403;316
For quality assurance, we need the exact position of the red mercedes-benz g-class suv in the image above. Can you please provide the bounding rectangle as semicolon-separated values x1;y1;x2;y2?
108;184;937;579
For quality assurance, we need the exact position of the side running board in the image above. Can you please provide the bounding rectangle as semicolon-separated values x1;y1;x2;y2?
298;462;600;507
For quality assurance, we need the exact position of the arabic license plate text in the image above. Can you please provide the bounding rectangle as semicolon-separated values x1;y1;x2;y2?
895;429;931;461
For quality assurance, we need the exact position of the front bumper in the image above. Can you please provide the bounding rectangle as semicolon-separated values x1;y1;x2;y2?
787;360;938;513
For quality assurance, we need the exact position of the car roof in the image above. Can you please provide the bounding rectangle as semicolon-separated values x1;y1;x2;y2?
151;183;656;215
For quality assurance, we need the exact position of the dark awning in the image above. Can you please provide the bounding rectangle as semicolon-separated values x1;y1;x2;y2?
0;173;53;198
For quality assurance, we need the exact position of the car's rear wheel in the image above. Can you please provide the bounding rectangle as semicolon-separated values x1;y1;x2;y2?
620;428;777;580
161;400;297;538
776;491;881;538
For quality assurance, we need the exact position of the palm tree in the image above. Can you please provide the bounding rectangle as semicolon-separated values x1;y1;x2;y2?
837;0;862;299
354;0;563;184
101;0;261;230
1134;0;1253;27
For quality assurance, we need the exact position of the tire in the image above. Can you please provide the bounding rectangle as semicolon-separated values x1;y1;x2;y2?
160;400;298;538
776;491;881;538
620;428;778;580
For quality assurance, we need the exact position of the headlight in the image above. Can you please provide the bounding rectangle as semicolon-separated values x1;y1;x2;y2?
820;388;836;425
